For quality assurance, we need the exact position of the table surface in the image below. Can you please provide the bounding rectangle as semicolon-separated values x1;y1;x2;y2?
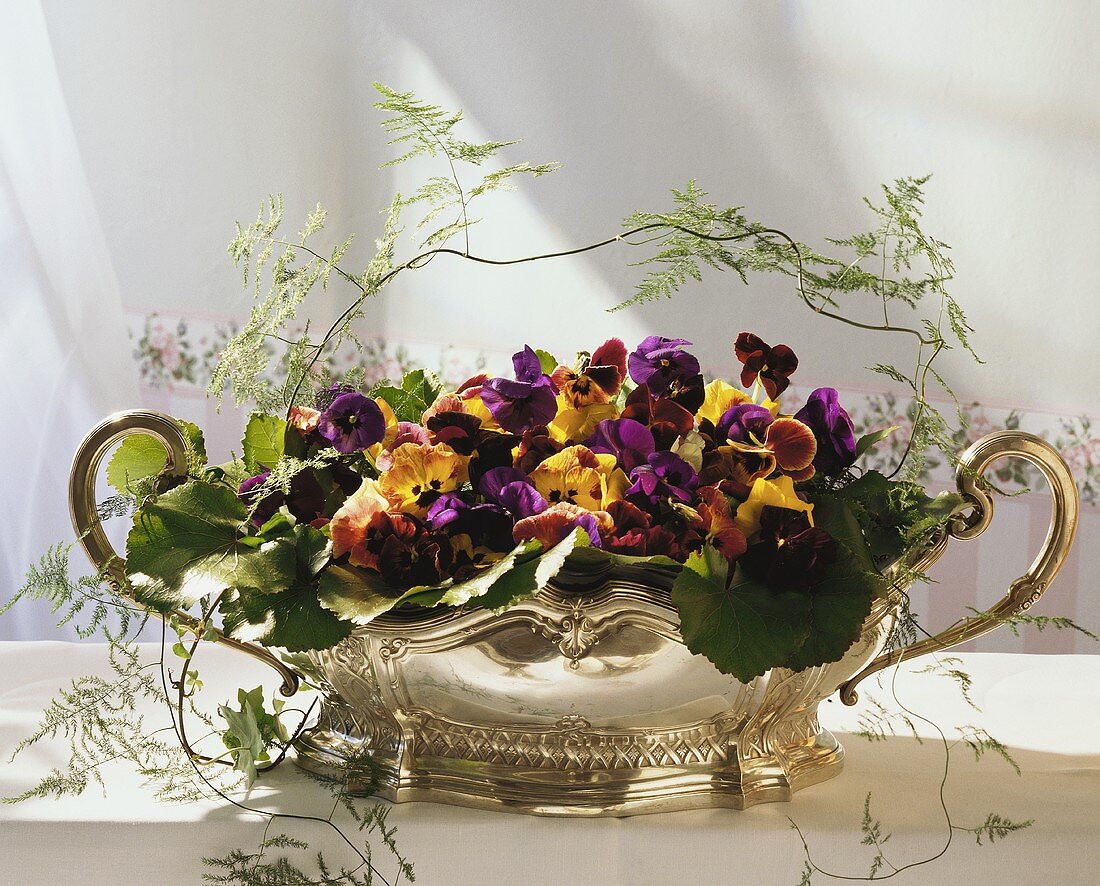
1;642;1097;886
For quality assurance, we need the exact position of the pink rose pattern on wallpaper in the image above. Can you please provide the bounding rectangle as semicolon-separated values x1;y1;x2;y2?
128;311;1100;654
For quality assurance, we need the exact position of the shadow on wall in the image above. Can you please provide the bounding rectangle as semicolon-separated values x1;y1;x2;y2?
362;0;881;377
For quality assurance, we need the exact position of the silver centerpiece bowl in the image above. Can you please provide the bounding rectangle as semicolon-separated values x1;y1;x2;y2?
70;412;1078;816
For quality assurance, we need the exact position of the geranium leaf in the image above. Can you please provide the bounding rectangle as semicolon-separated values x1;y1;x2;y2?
672;555;811;682
533;348;558;375
223;579;352;652
106;434;169;495
371;384;425;424
781;499;881;671
439;541;541;607
242;413;286;473
316;564;409;625
125;480;295;612
564;546;681;572
401;368;443;406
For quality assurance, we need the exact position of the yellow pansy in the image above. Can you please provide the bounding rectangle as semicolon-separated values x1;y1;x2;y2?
698;379;751;426
530;445;618;512
549;400;619;444
733;475;814;537
378;442;467;516
461;393;497;429
366;398;399;461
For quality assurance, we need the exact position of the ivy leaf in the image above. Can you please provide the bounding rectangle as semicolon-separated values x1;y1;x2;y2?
242;413;286;473
672;551;811;682
219;697;264;784
855;426;899;459
125;480;295;612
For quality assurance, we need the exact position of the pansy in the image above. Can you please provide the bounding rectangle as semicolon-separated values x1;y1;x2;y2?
794;387;857;476
329;478;392;569
626;451;699;510
374;515;453;588
529;445;618;511
422;393;468;424
734;332;798;399
740;506;837;590
512;501;609;548
549;401;619;444
288;405;322;434
514;424;563;473
425;493;514;552
627;336;701;396
733;475;814;537
717;403;774;444
585;418;655;473
426;411;484;455
695;485;748;563
467;430;521;492
238;469;326;527
671;429;706;473
378;442;467;516
716;441;778;487
479;346;558;434
478;467;550;520
697;379;751;428
375;421;431;471
620;383;695;450
551;338;628;408
318;392;387;454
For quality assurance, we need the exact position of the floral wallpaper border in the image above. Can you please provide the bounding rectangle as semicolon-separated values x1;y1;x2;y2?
130;311;1099;508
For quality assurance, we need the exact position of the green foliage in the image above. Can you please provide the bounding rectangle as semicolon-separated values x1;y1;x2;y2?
671;546;811;682
958;813;1033;846
219;686;290;785
242;412;286;473
220;525;352;652
105;419;207;498
125;479;295;613
370;368;444;423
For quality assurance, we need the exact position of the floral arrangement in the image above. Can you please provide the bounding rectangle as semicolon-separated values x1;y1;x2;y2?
8;83;1071;886
118;329;959;683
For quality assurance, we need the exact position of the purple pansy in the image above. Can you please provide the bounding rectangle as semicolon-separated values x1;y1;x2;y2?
626;451;699;509
794;388;856;476
238;469;326;527
716;402;774;444
585;418;656;473
479;467;548;520
479;346;558;434
317;392;387;454
425;493;514;551
626;336;701;396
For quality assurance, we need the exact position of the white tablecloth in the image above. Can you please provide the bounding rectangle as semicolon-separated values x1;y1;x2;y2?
1;642;1097;886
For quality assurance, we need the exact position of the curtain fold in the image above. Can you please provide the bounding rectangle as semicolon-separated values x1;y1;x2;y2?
0;1;137;639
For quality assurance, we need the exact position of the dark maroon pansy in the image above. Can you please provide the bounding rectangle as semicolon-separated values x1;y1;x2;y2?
793;387;857;476
739;506;837;591
620;384;695;450
318;392;387;454
734;332;798;399
514;425;564;474
374;514;452;587
425;493;514;552
426;411;483;456
627;336;701;396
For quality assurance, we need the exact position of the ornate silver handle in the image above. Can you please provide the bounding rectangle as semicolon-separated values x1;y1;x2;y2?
68;409;300;696
839;430;1079;705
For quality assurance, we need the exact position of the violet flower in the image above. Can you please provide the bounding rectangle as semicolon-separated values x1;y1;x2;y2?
794;388;856;476
716;402;774;444
425;493;515;552
627;336;701;396
317;392;386;454
479;467;548;520
627;451;699;509
585;418;656;473
480;346;558;434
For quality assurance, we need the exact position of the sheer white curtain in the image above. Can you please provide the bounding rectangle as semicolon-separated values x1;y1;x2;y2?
0;1;138;640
